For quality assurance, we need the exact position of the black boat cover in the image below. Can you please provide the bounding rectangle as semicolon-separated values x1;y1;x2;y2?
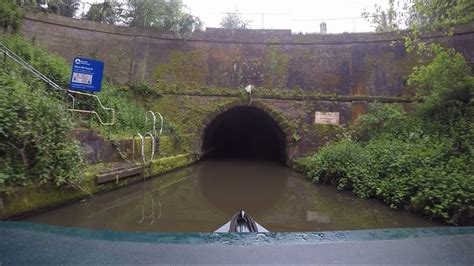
228;210;258;232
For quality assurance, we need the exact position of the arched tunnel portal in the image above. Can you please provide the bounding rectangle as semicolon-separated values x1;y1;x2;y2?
201;105;288;163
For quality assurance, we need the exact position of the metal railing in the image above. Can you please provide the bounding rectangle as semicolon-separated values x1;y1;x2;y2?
145;111;164;137
137;191;162;225
132;132;155;164
68;90;115;126
0;41;115;126
132;111;164;165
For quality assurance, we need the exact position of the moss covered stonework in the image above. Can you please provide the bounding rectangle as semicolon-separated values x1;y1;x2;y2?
154;49;209;85
0;153;196;220
20;12;474;92
19;11;472;161
143;87;375;160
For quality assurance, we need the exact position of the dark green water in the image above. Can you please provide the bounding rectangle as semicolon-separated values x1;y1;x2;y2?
23;160;440;232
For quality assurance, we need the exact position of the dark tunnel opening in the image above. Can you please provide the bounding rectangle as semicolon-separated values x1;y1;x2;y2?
202;106;287;163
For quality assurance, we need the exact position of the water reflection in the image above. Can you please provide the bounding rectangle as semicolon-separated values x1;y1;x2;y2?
137;189;161;225
22;160;441;232
197;160;287;216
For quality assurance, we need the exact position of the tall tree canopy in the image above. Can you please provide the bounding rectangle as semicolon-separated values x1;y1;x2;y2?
0;0;22;31
15;0;202;34
124;0;202;33
408;0;474;30
363;0;474;32
47;0;79;17
362;0;407;32
84;1;123;24
220;11;249;29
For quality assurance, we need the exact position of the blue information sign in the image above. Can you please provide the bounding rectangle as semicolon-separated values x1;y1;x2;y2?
69;57;104;92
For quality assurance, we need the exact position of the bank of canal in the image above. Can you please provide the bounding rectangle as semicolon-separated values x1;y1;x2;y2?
21;160;439;232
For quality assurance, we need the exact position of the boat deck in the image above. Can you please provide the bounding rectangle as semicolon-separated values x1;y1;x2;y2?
1;222;473;264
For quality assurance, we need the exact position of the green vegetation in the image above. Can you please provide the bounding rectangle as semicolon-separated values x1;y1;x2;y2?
130;82;162;98
0;31;198;217
0;0;22;32
0;153;196;219
0;34;82;190
154;49;209;86
298;0;474;226
8;0;202;35
301;46;473;225
363;0;474;32
0;34;70;85
84;1;123;24
409;0;474;31
0;33;165;190
362;0;402;33
91;84;149;139
264;45;289;88
82;0;202;34
220;10;249;29
46;0;79;18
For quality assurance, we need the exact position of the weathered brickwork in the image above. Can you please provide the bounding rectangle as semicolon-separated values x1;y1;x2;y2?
20;12;474;159
21;11;474;94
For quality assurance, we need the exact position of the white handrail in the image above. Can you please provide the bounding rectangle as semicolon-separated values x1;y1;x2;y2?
0;41;115;126
132;132;155;164
68;90;115;126
145;111;157;137
145;111;164;137
143;132;155;162
156;112;164;135
132;133;145;164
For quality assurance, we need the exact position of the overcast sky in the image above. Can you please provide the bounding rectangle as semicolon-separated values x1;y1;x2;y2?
182;0;389;33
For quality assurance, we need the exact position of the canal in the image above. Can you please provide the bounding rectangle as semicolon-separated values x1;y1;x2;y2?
22;159;439;232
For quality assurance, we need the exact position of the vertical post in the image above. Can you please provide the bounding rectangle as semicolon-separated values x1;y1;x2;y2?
320;22;327;34
88;91;95;128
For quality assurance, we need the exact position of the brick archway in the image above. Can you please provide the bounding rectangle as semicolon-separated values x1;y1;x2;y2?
193;99;294;162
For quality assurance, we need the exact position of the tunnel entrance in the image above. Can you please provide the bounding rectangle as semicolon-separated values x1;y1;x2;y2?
202;106;287;163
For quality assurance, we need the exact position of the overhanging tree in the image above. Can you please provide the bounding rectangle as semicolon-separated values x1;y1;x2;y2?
0;0;22;31
123;0;202;33
84;1;123;24
363;0;474;33
362;0;406;32
47;0;79;17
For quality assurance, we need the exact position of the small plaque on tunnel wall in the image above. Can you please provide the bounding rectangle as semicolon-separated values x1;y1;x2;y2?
315;111;340;125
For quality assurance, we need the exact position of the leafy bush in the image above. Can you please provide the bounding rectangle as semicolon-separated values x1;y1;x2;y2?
92;84;148;138
306;127;472;224
352;103;407;140
0;0;22;32
130;82;162;97
0;34;71;86
0;33;84;189
305;46;473;224
307;139;374;198
1;34;161;141
0;72;83;188
409;44;473;116
0;33;173;190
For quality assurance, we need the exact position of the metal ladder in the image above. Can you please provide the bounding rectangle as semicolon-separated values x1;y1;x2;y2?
0;41;115;126
137;190;162;225
132;132;155;164
131;111;164;164
145;111;164;137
